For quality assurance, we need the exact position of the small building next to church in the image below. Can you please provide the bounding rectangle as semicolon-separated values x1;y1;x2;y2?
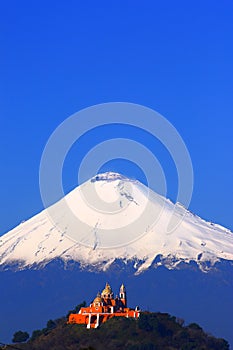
68;282;140;328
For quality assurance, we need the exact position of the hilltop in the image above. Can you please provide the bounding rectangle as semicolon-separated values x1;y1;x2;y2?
2;312;229;350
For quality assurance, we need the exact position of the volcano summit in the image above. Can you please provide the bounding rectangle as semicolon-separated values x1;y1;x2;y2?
0;172;232;273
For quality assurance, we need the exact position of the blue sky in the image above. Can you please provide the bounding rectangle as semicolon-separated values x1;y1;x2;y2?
1;0;233;234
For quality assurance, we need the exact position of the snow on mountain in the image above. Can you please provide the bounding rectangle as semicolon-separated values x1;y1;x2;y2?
0;172;232;273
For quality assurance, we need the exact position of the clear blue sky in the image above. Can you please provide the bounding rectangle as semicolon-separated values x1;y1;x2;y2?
1;0;233;234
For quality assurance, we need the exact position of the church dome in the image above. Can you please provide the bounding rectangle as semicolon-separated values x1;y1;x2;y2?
101;282;113;298
93;292;102;304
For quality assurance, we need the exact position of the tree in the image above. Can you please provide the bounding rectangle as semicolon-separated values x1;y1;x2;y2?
66;301;87;318
188;322;202;331
74;301;86;313
176;317;185;326
31;329;43;341
46;319;56;330
12;330;29;343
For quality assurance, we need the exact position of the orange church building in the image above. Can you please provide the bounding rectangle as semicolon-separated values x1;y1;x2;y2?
68;282;140;328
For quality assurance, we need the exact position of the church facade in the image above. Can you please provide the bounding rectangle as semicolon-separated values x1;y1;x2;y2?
68;282;140;328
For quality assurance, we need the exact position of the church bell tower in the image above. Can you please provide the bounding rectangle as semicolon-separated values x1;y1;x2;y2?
119;283;127;307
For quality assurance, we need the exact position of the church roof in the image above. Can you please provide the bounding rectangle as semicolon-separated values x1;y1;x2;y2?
93;292;103;304
101;282;113;297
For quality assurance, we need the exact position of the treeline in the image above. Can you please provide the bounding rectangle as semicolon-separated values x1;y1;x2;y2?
1;307;229;350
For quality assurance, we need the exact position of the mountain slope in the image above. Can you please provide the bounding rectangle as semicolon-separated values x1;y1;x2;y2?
0;172;232;273
2;312;230;350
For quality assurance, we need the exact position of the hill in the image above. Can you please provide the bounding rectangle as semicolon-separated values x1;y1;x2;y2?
2;312;229;350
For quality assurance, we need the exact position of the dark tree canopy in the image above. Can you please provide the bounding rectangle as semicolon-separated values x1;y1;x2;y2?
8;310;229;350
12;330;29;343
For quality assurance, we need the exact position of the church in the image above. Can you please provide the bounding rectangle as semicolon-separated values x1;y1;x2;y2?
68;282;140;328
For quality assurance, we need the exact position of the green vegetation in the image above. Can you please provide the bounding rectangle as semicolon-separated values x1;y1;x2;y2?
12;330;29;343
66;301;87;318
2;310;229;350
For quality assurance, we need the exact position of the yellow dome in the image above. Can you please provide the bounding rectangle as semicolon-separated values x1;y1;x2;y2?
93;292;102;304
101;282;113;297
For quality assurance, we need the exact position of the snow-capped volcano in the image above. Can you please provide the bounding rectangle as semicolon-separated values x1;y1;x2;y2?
0;172;233;273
